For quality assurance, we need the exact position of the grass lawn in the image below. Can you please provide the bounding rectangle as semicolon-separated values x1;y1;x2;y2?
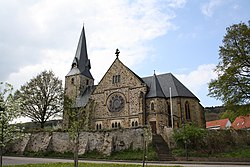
172;146;250;158
4;162;182;167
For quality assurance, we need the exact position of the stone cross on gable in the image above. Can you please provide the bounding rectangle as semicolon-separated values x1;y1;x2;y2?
115;48;120;58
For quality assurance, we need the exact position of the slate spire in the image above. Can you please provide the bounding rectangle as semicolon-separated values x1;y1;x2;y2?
147;72;165;98
66;25;93;79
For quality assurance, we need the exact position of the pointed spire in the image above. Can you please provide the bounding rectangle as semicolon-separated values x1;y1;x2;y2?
147;73;165;98
67;25;93;79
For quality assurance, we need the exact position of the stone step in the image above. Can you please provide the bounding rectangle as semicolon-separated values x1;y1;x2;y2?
152;134;173;161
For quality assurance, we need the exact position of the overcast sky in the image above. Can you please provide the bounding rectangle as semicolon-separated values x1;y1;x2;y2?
1;0;249;108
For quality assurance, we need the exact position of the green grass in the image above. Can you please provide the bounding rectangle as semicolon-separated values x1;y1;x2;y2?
4;162;181;167
216;146;250;158
172;146;250;158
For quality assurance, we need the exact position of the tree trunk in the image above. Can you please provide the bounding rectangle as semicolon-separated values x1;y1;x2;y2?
40;121;45;129
74;133;79;167
0;146;2;167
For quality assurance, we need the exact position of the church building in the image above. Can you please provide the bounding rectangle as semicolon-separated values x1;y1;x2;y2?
63;26;205;135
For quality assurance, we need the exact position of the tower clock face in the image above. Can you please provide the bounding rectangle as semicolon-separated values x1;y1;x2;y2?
107;93;125;112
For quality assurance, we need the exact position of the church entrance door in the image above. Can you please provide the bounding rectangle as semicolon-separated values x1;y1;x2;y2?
150;121;157;134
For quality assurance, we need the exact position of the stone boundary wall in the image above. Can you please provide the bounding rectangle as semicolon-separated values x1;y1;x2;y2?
7;127;152;156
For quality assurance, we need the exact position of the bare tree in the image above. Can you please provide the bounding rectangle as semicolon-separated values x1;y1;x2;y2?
15;70;63;128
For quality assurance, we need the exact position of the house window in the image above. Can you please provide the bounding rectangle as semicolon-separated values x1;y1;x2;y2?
112;75;121;84
185;101;191;120
151;102;155;111
71;78;74;84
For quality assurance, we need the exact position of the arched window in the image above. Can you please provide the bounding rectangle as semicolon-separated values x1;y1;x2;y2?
115;122;118;128
185;101;191;120
99;124;102;130
118;122;121;128
96;124;99;130
112;123;114;128
167;102;172;127
132;121;134;127
151;102;155;111
135;121;138;127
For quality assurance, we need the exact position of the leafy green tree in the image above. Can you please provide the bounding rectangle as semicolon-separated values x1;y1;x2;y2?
15;70;63;129
219;110;237;122
173;124;206;150
0;82;22;167
208;21;250;112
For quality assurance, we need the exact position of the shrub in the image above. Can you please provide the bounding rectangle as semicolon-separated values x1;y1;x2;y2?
173;124;206;151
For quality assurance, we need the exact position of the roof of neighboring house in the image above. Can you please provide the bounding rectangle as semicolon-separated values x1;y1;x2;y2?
142;73;198;100
206;118;231;129
231;115;250;130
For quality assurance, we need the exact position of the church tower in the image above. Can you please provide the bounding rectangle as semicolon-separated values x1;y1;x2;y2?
65;25;94;101
63;25;94;128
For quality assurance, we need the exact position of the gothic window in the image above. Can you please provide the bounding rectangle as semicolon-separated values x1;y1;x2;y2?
151;102;155;111
112;123;114;128
99;124;102;130
96;124;98;130
167;102;172;127
112;75;121;84
118;122;121;128
185;101;191;120
135;121;138;127
132;122;134;127
115;122;118;128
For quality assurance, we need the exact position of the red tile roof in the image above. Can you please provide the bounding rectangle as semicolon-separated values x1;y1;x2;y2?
231;115;250;130
206;118;231;129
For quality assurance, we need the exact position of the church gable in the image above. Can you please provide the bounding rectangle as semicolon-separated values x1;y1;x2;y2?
93;57;145;94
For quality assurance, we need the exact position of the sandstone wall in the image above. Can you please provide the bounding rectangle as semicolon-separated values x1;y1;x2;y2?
8;127;151;156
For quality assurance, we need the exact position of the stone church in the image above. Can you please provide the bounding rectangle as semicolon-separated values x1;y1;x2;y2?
63;26;205;135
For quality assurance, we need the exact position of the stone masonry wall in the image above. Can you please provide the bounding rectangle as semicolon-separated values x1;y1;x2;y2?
91;58;147;129
7;127;152;156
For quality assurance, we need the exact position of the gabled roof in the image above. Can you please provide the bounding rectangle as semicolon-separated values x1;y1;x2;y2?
142;73;197;99
206;118;231;129
66;25;93;79
231;115;250;130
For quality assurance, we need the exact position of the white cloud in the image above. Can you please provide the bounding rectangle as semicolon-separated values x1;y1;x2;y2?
168;0;186;9
3;0;185;87
201;0;223;17
174;64;217;94
6;49;72;89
